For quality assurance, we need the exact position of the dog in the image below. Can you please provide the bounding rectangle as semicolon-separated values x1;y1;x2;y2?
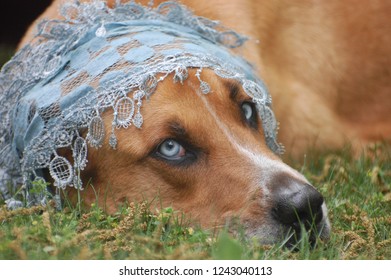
3;0;390;246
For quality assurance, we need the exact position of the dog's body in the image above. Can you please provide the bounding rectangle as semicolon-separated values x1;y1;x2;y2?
21;0;391;156
7;0;391;244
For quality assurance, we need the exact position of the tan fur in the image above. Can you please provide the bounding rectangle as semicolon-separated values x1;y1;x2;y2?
75;69;281;228
17;0;391;232
20;0;391;158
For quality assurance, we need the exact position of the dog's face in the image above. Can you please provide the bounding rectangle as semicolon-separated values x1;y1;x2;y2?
79;69;330;245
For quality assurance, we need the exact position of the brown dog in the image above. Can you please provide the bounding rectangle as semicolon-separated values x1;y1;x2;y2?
14;0;391;245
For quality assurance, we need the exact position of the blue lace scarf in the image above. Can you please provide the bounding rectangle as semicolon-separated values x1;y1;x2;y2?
0;0;283;209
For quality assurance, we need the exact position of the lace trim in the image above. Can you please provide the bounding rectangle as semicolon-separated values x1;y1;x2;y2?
0;0;283;209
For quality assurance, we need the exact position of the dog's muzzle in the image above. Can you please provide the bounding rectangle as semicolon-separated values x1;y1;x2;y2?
270;175;328;247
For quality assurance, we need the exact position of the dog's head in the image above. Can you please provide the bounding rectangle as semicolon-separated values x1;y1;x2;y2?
80;68;330;246
0;1;330;246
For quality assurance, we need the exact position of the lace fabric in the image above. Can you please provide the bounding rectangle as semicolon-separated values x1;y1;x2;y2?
0;0;283;208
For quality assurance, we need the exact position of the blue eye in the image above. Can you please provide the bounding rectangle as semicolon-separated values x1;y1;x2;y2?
241;102;259;129
242;102;253;120
157;139;185;159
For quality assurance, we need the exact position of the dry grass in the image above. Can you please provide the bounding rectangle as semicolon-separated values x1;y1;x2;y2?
1;143;390;260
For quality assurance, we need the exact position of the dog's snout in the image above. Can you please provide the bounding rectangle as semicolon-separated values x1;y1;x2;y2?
271;176;324;228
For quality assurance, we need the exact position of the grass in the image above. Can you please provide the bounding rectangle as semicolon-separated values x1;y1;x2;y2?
0;143;390;260
0;49;390;259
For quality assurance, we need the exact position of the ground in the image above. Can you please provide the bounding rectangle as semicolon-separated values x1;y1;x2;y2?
0;143;390;259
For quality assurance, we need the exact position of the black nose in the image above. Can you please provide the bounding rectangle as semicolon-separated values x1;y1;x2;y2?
271;177;324;229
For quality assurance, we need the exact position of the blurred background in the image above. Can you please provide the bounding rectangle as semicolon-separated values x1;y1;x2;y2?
0;0;52;66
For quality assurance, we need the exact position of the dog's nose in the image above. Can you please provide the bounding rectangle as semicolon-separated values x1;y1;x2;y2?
271;177;324;228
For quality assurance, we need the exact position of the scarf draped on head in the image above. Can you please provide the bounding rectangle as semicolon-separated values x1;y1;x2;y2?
0;0;283;209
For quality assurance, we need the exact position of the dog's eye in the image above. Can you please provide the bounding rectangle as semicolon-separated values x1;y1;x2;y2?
153;138;198;166
241;102;258;129
242;102;254;120
157;139;186;159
